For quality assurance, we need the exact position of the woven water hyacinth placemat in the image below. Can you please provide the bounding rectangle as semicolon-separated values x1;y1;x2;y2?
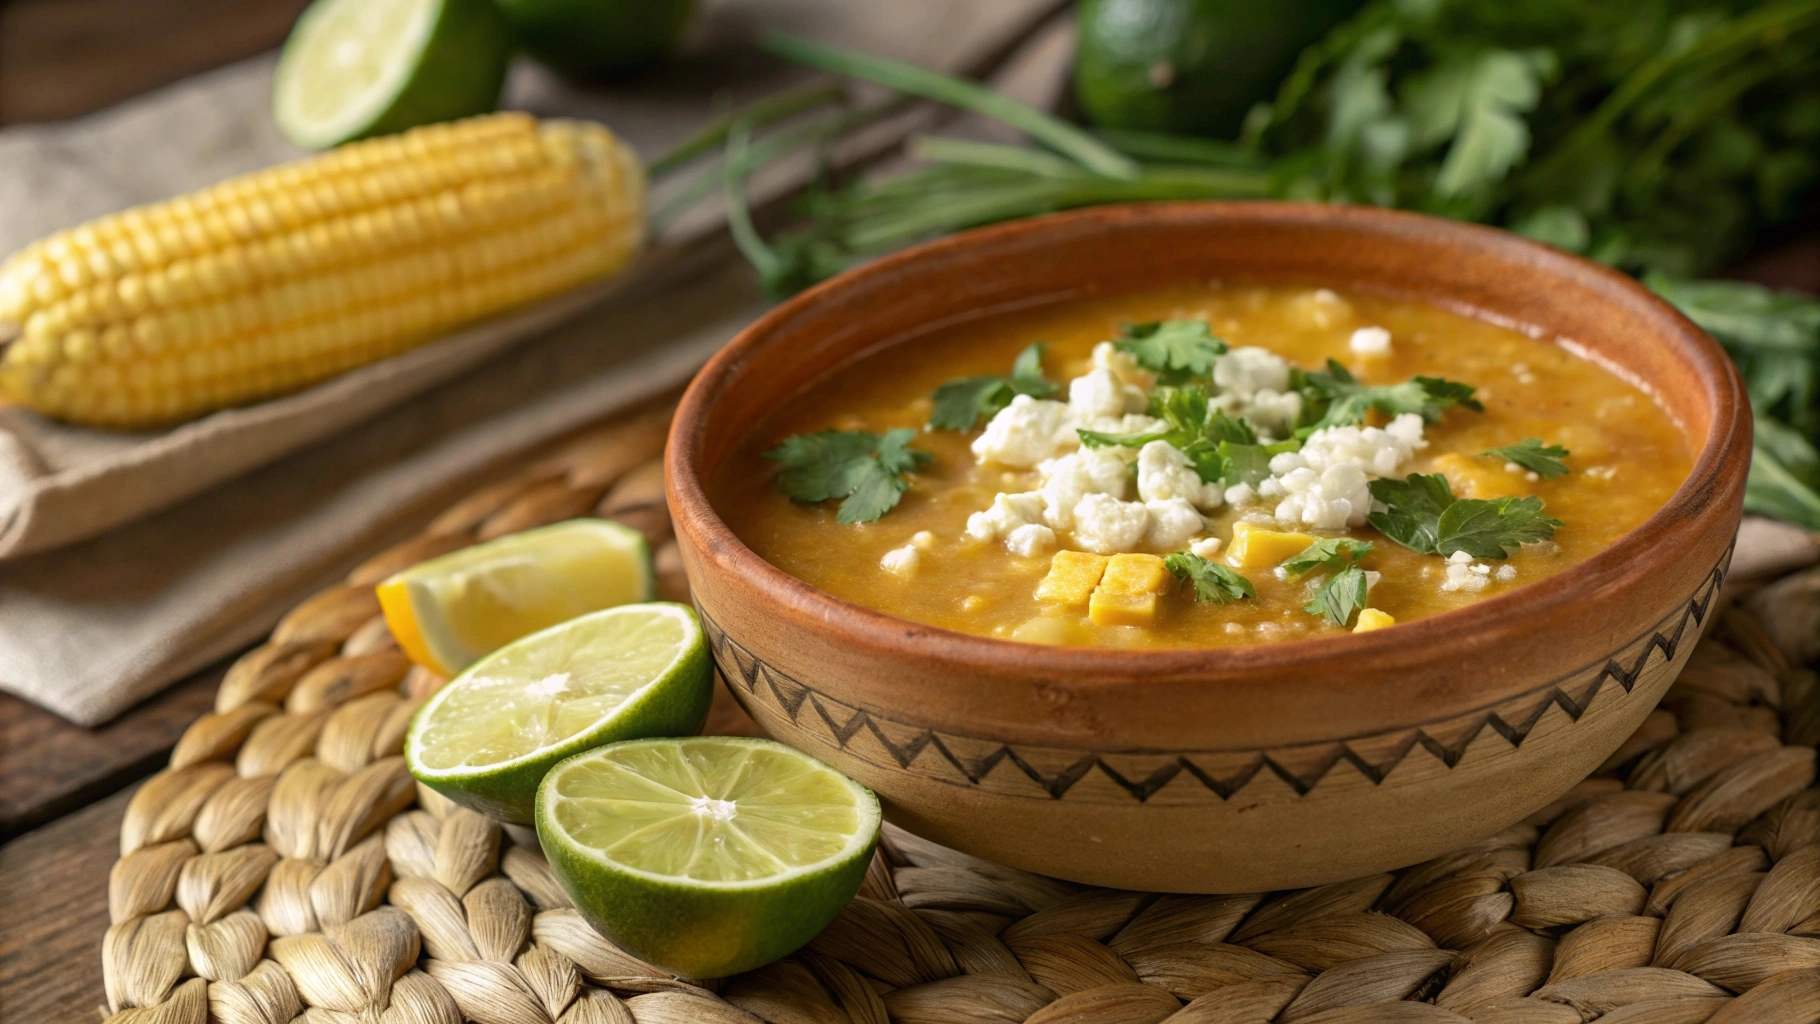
95;406;1820;1024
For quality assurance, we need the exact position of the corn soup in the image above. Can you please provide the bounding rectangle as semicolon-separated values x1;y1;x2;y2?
714;285;1691;648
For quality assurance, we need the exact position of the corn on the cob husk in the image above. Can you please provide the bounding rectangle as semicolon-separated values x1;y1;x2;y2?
0;112;644;428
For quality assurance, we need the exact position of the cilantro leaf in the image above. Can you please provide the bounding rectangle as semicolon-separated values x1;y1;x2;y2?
765;428;932;524
1435;495;1562;559
1079;384;1296;486
1367;473;1561;558
1485;438;1569;479
1164;552;1255;603
928;343;1057;430
1115;320;1228;384
1297;360;1482;430
1403;49;1553;200
1365;473;1457;554
1280;538;1375;577
1305;565;1370;627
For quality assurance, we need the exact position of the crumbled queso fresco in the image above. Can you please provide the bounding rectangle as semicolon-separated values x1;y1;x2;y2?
957;341;1429;557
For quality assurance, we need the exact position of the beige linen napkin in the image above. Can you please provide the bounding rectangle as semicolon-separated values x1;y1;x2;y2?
0;0;1064;723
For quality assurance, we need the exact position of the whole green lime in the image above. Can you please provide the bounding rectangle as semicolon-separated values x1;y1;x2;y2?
1074;0;1365;138
494;0;695;79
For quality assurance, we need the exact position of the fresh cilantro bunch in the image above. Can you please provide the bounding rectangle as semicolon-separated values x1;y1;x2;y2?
1164;552;1256;603
1650;275;1820;529
1485;438;1570;479
765;428;932;523
1368;473;1562;558
1296;360;1482;430
1115;320;1228;384
928;343;1057;430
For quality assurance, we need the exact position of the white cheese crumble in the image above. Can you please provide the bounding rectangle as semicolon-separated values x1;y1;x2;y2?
1039;448;1131;530
1072;494;1151;554
1191;536;1224;559
1091;341;1150;388
1136;440;1224;510
1069;367;1148;420
1145;498;1205;550
1440;549;1491;592
910;531;936;550
880;544;919;576
965;491;1045;543
1496;564;1518;581
970;395;1077;468
1349;326;1392;356
1005;523;1056;557
1252;413;1426;528
1214;346;1292;398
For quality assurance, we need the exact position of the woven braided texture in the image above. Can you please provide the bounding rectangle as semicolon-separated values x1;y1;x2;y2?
96;408;1820;1024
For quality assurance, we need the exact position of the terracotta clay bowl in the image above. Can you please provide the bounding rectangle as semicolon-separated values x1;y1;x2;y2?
666;202;1749;893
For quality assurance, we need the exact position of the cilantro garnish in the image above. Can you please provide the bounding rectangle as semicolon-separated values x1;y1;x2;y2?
1367;473;1562;559
1115;320;1227;384
1280;538;1375;577
765;428;931;524
928;342;1057;430
1297;360;1482;430
1078;384;1296;485
1164;552;1255;603
1485;438;1569;479
1305;565;1370;627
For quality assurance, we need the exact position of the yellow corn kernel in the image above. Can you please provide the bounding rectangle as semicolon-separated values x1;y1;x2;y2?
1433;452;1527;499
1035;550;1110;607
1088;553;1170;627
0;112;645;428
1354;608;1396;632
1225;522;1317;570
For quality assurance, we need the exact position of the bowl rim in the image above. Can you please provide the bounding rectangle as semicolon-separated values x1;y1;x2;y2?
667;201;1749;677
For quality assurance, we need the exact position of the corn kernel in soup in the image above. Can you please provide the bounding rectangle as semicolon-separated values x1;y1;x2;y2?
714;285;1692;649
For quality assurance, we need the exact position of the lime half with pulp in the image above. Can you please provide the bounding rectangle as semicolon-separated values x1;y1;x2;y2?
273;0;512;150
536;736;880;978
405;602;711;823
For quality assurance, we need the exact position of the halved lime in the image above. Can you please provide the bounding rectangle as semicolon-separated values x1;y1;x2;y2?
537;736;880;978
273;0;512;150
405;602;711;823
379;519;653;678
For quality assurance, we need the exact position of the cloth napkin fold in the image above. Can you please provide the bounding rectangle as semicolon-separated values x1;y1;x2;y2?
0;0;1064;723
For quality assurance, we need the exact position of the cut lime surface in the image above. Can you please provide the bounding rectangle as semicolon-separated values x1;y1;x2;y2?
406;602;710;823
536;736;880;978
273;0;511;150
379;518;653;677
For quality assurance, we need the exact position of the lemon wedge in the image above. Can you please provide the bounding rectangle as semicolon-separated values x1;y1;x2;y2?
378;518;652;676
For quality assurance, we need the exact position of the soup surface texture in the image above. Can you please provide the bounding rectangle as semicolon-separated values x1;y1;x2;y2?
714;285;1691;648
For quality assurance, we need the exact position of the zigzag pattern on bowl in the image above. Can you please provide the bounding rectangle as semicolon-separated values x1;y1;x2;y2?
706;552;1728;805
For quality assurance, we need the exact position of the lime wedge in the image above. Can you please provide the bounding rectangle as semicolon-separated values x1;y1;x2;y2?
273;0;512;150
379;519;653;677
537;736;880;979
406;602;711;822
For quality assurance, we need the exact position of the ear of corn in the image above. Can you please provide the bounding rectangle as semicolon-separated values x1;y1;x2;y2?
0;112;645;428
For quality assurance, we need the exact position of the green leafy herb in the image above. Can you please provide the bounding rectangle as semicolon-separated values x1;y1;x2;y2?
1485;438;1570;479
1305;565;1370;627
1164;552;1256;604
1114;321;1228;384
1649;276;1820;531
1079;383;1297;485
1280;538;1375;577
1297;360;1482;429
1367;473;1563;559
765;428;931;524
928;342;1057;430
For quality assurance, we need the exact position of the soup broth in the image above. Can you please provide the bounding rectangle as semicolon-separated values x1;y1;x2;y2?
713;285;1691;648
